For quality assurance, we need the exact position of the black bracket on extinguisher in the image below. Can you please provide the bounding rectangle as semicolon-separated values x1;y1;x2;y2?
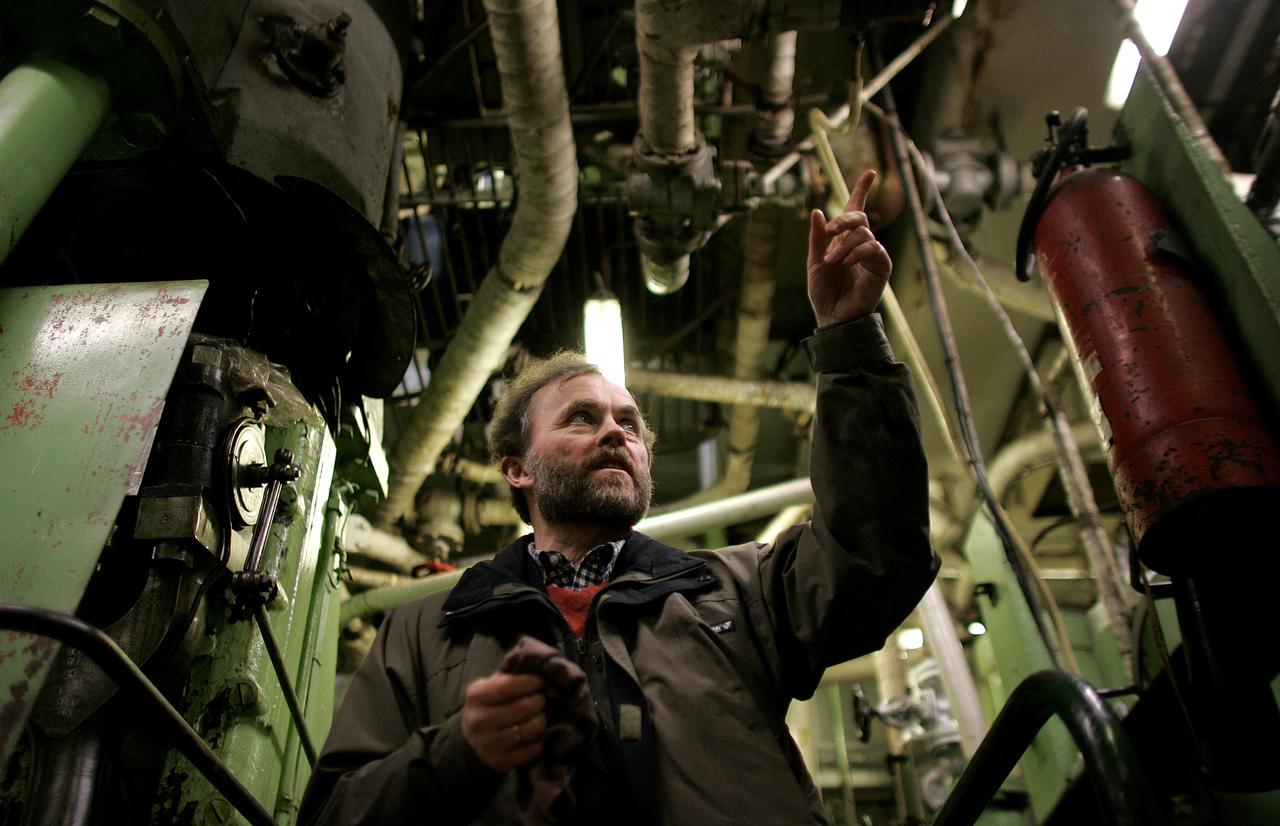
1015;108;1132;282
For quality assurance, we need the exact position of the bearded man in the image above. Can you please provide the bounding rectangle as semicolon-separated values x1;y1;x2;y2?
300;171;938;825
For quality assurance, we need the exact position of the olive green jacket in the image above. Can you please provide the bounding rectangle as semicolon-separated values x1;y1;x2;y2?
299;314;938;825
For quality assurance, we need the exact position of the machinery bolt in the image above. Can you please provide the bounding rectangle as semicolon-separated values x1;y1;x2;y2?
71;5;124;58
224;678;260;712
194;796;233;826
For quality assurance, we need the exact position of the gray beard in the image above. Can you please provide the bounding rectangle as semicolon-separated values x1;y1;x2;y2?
526;449;653;527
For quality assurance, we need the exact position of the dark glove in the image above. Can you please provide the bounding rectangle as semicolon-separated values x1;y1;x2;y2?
499;635;599;825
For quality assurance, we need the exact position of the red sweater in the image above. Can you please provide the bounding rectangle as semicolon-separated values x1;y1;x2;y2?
545;582;607;638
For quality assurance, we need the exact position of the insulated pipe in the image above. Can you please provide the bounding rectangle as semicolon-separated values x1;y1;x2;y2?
950;420;1102;616
0;56;111;265
756;504;811;545
374;0;578;526
342;514;429;573
626;371;815;412
660;206;782;507
634;477;813;542
633;3;699;292
340;570;466;623
344;565;416;591
646;32;798;511
986;422;1102;505
918;582;988;758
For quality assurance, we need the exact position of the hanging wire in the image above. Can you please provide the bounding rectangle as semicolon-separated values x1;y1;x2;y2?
862;93;1136;677
875;38;1079;672
806;44;969;477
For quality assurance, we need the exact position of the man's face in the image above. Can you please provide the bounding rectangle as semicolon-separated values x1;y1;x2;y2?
513;373;653;527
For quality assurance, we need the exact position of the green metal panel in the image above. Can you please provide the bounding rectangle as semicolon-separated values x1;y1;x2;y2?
1119;71;1280;415
0;56;112;264
154;418;335;825
0;280;206;770
274;487;347;824
965;516;1078;821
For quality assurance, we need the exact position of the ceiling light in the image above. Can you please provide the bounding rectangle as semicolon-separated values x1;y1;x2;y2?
951;0;968;18
896;627;925;651
584;291;626;386
1105;0;1191;110
967;621;986;636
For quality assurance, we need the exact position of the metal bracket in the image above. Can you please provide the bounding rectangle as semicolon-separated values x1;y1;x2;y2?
230;448;300;609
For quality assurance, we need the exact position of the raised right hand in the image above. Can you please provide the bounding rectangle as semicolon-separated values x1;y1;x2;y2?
460;672;548;771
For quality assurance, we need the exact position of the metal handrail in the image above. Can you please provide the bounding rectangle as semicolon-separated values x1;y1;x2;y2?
932;670;1165;826
0;604;276;826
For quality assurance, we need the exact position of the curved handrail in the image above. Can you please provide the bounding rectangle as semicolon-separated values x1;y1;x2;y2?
932;670;1164;825
0;604;276;826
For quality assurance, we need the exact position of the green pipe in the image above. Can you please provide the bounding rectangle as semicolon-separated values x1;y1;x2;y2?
826;684;856;824
339;569;465;624
0;56;111;265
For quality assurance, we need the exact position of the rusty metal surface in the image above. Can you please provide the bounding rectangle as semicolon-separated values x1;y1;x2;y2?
1035;170;1280;573
0;280;206;769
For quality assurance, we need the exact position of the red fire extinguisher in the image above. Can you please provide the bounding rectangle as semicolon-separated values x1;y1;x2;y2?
1017;108;1280;576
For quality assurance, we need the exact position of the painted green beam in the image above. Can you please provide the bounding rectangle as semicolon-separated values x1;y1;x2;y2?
0;56;110;264
1119;70;1280;415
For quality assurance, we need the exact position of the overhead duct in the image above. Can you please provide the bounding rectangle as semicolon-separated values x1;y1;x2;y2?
373;0;578;527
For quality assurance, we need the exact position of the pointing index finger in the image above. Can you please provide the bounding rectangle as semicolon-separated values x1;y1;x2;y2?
846;169;877;214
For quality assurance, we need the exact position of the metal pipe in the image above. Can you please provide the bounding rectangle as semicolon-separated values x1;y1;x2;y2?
627;371;815;412
986;422;1102;503
0;606;276;826
826;683;857;824
252;607;317;768
340;570;466;623
633;1;699;290
917;582;987;758
374;0;578;526
646;31;798;509
634;477;813;542
26;724;106;826
760;16;955;192
874;646;908;757
344;565;414;590
931;670;1163;826
342;514;429;573
755;503;810;545
0;56;111;265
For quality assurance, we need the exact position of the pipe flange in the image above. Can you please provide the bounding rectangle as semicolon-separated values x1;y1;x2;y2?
225;418;268;529
628;131;721;228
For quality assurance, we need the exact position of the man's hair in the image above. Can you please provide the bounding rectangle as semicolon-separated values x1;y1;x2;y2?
487;351;655;522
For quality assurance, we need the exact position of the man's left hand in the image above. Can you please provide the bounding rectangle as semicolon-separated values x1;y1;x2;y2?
806;169;892;327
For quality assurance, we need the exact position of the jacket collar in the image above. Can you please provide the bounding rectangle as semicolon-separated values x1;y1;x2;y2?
441;530;711;622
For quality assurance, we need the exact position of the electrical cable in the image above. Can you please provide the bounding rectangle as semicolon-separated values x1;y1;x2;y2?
869;42;1075;673
869;100;1133;677
806;49;968;476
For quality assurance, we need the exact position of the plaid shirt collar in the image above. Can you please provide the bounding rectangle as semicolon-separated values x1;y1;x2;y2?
528;538;625;590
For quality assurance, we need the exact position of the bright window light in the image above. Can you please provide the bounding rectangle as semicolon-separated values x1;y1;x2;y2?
896;627;925;651
584;293;626;386
1105;0;1191;110
967;621;986;636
